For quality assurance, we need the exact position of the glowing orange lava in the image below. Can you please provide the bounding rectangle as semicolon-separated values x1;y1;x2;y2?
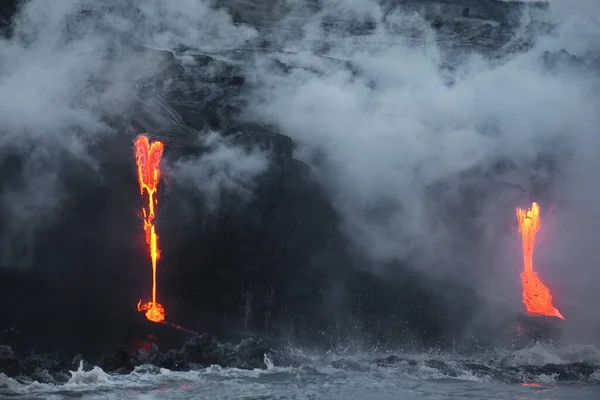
521;383;542;387
516;202;565;320
134;134;166;323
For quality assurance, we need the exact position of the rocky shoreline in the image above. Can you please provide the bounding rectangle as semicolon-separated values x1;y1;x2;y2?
3;335;600;385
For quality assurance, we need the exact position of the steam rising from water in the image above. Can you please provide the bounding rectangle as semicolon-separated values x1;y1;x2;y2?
246;0;600;342
1;0;600;344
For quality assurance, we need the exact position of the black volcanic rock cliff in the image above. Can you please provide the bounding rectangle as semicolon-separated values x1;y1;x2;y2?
0;0;566;361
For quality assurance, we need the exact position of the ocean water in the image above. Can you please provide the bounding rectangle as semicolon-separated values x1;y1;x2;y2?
2;343;600;400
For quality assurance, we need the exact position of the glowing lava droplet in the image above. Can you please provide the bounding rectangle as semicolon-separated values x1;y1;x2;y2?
134;134;166;323
516;202;565;320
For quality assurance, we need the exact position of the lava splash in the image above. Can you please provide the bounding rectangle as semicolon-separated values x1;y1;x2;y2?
134;134;166;323
516;202;565;320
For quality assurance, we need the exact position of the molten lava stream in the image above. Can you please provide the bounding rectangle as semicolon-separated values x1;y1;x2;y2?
134;134;166;323
516;202;565;320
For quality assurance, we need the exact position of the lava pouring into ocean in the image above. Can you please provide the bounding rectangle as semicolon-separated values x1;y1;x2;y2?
516;202;565;320
134;134;166;323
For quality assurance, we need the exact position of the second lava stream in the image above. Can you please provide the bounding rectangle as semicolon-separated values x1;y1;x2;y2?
516;202;565;320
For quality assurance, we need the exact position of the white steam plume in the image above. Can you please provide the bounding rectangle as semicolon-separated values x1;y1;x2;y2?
0;0;266;266
243;0;600;340
170;132;269;213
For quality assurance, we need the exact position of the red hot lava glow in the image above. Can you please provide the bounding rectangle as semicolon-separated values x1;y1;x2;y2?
516;202;565;320
134;134;166;323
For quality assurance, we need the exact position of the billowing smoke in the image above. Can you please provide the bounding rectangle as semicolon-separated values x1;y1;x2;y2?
0;0;266;266
171;132;269;213
243;0;600;341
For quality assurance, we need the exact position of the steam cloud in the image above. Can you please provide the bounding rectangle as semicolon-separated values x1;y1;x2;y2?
245;0;600;341
0;0;264;265
171;132;269;213
1;0;600;343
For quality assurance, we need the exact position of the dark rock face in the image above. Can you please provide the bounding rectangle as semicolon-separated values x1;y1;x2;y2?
0;345;20;376
0;40;351;355
0;0;568;370
541;48;600;75
0;0;17;36
0;42;477;356
516;314;565;342
217;0;550;59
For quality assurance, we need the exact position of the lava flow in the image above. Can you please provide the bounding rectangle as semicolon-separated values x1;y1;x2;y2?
516;202;565;320
134;134;166;323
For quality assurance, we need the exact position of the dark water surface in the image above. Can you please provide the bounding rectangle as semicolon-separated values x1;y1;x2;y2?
3;343;600;400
